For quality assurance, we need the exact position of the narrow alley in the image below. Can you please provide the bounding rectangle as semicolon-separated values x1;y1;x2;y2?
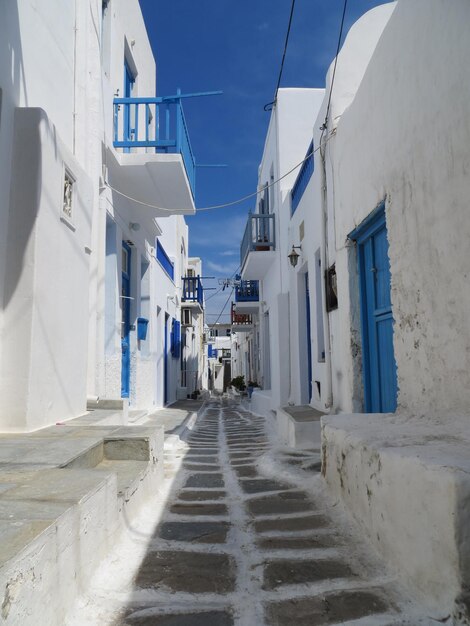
66;399;432;626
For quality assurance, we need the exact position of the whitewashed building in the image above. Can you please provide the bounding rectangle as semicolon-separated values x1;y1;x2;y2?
0;0;207;431
237;0;470;619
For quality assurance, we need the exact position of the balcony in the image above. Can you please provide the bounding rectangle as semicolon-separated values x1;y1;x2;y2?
231;304;253;332
240;213;276;280
108;94;196;216
234;280;259;314
181;276;204;312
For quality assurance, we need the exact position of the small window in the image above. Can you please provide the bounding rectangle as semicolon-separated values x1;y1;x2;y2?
226;328;231;336
63;170;75;220
187;268;195;277
325;264;338;312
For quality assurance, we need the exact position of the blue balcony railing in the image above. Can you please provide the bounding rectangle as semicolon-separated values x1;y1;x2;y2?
291;140;314;215
113;95;196;198
235;280;259;302
240;213;275;269
182;276;204;306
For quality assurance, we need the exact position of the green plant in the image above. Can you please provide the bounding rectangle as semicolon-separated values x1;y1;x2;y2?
230;375;246;391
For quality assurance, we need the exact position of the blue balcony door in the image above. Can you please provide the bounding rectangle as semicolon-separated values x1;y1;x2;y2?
305;272;313;403
355;206;397;413
164;313;169;405
123;60;135;153
121;242;132;398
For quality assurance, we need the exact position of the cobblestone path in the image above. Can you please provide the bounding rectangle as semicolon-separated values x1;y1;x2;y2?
68;399;432;626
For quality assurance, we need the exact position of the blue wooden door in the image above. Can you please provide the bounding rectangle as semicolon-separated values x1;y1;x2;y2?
164;313;169;405
123;61;134;153
305;272;313;402
121;243;131;397
354;206;397;412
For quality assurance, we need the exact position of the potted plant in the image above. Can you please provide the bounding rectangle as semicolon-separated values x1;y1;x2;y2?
255;236;270;252
230;375;246;393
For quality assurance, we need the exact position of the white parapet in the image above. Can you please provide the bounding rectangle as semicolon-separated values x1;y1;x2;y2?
322;412;470;622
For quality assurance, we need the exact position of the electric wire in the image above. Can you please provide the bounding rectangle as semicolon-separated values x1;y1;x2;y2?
320;0;349;133
264;0;297;111
105;130;333;213
208;287;234;327
204;265;240;303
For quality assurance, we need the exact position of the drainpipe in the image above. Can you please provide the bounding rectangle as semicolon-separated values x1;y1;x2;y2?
320;133;334;411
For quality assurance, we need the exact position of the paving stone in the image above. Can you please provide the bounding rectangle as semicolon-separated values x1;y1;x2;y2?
177;490;226;501
265;590;390;625
230;458;256;467
157;521;230;543
118;610;234;626
170;502;228;516
183;464;221;472
184;473;224;489
248;494;312;516
185;448;219;455
253;514;330;533
263;558;354;589
184;456;219;464
134;551;236;593
239;479;292;494
233;465;259;478
229;452;254;459
256;534;339;550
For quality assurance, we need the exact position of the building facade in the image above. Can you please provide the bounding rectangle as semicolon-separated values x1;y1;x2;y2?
0;0;207;431
234;1;470;617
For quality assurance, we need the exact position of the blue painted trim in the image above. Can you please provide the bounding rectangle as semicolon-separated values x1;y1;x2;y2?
171;319;181;358
291;140;314;216
305;272;313;402
121;241;132;398
348;200;386;242
164;314;169;404
354;203;397;413
156;240;175;281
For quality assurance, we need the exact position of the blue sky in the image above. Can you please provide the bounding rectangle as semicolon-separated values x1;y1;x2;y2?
139;0;386;322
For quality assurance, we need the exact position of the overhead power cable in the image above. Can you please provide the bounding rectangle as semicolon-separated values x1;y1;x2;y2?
105;130;333;214
264;0;297;111
209;287;234;327
320;0;349;132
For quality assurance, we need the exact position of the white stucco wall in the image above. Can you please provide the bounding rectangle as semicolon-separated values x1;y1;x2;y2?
330;0;470;416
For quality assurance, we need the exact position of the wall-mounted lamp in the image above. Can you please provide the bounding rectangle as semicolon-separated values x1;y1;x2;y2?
288;245;302;268
129;222;140;232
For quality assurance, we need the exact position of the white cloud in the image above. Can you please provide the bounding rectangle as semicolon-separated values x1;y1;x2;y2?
206;260;238;275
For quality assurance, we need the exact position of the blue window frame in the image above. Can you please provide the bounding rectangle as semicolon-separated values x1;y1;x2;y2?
291;140;314;216
156;240;175;281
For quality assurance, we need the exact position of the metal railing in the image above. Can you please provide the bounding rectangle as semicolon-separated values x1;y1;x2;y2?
240;213;275;269
231;303;252;326
182;276;203;306
113;95;196;197
235;280;259;302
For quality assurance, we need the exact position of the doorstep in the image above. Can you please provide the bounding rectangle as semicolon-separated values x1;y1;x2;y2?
322;412;470;622
0;416;164;626
277;405;324;450
143;398;207;443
